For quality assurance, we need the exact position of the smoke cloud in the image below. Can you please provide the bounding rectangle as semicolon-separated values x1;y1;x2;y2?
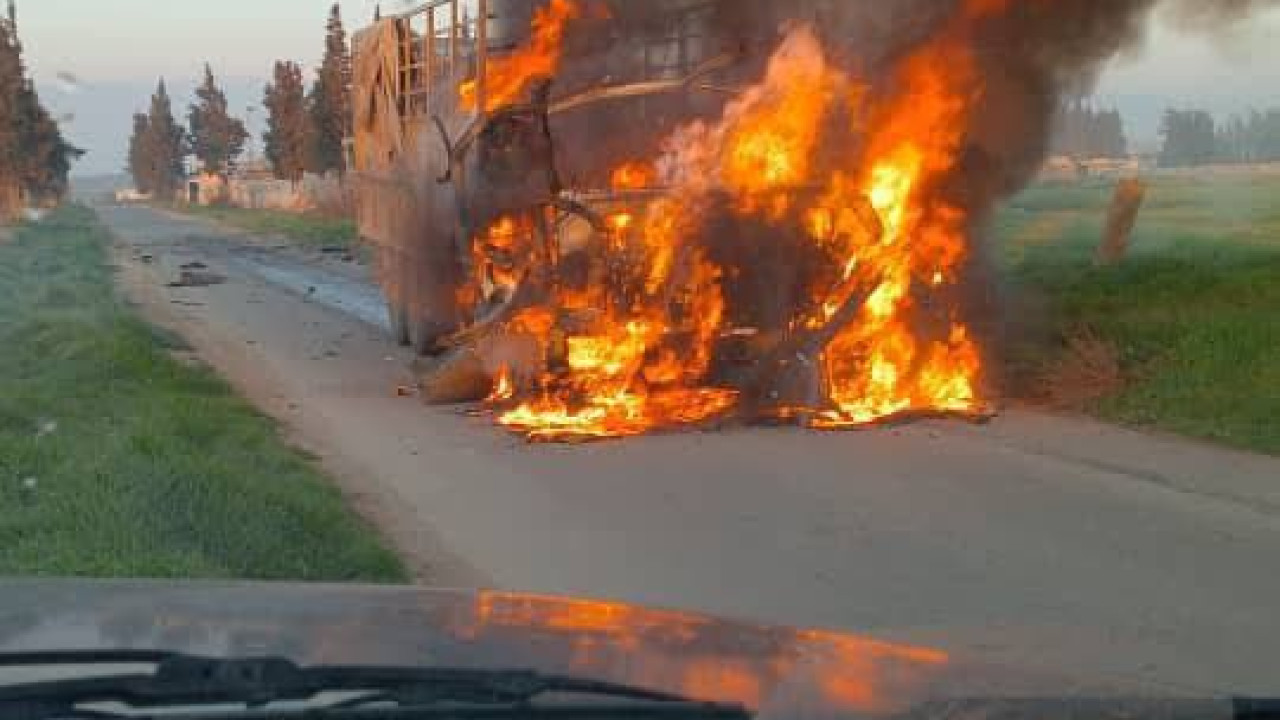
957;0;1275;191
579;0;1277;198
1164;0;1280;27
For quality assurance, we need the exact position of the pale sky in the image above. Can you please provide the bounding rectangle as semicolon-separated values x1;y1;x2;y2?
21;0;382;83
15;0;1280;174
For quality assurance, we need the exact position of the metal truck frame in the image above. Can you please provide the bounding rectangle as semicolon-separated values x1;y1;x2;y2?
350;0;728;358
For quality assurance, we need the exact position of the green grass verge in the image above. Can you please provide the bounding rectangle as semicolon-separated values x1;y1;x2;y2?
0;205;407;580
174;203;358;251
999;173;1280;455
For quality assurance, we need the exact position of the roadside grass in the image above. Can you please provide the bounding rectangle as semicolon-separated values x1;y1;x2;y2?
999;173;1280;454
174;203;358;251
0;205;407;580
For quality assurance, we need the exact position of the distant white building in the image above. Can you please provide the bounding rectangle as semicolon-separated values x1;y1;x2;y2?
113;188;152;203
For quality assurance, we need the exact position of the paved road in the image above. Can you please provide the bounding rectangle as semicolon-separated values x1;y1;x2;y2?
100;203;1280;695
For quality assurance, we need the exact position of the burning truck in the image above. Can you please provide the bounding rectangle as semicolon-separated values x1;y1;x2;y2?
349;0;1050;441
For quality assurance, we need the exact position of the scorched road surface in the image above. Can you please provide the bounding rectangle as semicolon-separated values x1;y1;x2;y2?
100;202;1280;696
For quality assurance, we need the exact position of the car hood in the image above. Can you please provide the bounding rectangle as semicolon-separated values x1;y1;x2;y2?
1;580;1148;718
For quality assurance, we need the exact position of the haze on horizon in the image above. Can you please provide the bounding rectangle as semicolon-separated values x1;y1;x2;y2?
16;0;1280;176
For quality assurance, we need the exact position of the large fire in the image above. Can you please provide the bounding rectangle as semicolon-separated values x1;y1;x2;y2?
462;1;997;440
458;0;581;112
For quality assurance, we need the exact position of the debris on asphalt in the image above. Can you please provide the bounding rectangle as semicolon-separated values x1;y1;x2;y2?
413;349;491;405
167;269;227;288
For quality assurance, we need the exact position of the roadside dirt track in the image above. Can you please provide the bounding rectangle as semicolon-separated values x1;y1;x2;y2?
101;202;1280;696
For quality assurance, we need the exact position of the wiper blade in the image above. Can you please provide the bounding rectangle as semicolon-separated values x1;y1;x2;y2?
0;650;181;667
0;651;751;720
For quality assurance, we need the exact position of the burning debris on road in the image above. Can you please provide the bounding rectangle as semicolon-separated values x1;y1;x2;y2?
353;0;1276;442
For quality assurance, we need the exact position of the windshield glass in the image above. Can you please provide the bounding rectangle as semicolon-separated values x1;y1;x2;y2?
2;0;1279;715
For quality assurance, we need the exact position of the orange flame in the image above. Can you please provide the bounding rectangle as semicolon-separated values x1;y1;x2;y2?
474;14;991;440
811;4;987;428
610;161;658;190
487;367;515;403
459;0;581;112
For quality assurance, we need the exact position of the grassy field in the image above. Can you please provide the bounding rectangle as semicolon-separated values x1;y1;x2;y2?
175;203;358;251
998;172;1280;454
0;206;407;580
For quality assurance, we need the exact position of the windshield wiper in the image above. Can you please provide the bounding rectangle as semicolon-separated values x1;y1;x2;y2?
0;651;752;720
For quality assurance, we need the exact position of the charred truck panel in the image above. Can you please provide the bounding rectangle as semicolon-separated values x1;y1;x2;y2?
353;1;732;353
352;0;722;355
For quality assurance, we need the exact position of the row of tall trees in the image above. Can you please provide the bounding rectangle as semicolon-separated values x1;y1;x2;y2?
1209;110;1280;164
1050;101;1128;159
261;4;350;184
0;1;82;212
1158;108;1280;168
127;3;351;195
127;68;248;196
1157;110;1217;168
129;65;251;195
